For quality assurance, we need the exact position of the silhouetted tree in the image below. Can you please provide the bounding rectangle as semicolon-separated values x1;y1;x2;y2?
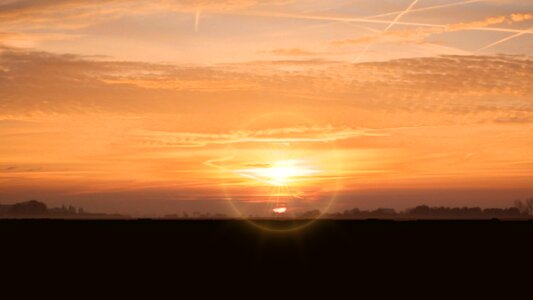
343;208;361;216
408;205;431;216
299;209;321;219
11;200;47;215
372;208;396;216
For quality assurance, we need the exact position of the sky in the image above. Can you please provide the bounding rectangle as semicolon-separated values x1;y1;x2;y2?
0;0;532;216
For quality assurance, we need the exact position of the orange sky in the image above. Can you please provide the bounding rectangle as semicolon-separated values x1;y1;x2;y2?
1;0;532;216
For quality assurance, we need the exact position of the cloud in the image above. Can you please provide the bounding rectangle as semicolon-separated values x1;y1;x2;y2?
0;31;83;47
268;48;320;56
332;28;437;46
446;15;507;31
1;48;531;125
1;51;531;208
333;12;533;46
511;13;533;22
0;0;289;24
245;163;272;168
366;0;483;20
160;0;291;12
494;115;533;123
130;125;388;148
0;47;261;119
0;0;130;27
0;0;292;40
102;78;258;91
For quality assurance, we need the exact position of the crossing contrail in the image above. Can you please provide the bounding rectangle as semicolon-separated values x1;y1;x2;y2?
233;11;533;34
239;10;439;28
367;0;483;20
354;0;419;63
283;0;482;40
383;0;419;32
476;27;533;52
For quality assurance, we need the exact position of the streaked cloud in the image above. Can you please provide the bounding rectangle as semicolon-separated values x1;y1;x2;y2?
267;48;320;56
0;0;290;26
511;12;533;21
0;0;292;46
130;126;388;148
333;12;533;47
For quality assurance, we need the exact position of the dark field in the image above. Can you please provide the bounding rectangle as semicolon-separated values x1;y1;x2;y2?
2;219;533;271
0;219;530;296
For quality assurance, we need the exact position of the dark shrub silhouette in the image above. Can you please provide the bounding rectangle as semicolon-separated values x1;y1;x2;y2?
299;209;321;219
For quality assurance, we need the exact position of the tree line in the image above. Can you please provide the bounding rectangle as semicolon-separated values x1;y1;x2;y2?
312;198;533;219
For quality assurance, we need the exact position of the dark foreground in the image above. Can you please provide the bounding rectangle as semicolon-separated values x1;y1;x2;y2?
2;219;532;267
2;219;533;293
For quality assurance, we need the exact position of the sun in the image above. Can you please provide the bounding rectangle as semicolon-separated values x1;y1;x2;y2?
236;160;318;187
272;207;287;214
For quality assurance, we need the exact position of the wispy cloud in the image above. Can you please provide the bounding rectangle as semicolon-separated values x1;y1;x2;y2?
131;125;388;148
0;0;292;41
267;48;320;56
333;12;533;47
238;10;533;34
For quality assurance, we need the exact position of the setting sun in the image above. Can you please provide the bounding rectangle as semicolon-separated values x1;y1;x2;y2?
236;160;319;187
273;207;287;214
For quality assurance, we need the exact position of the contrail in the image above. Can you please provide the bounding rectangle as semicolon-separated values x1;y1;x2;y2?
282;1;480;39
383;0;419;32
475;27;533;52
367;0;482;20
473;27;533;34
296;21;381;35
353;43;372;63
195;8;201;32
240;10;441;28
354;0;418;63
346;23;382;33
234;11;533;34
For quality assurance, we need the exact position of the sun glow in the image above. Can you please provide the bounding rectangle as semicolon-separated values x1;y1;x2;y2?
236;160;319;186
272;207;287;214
